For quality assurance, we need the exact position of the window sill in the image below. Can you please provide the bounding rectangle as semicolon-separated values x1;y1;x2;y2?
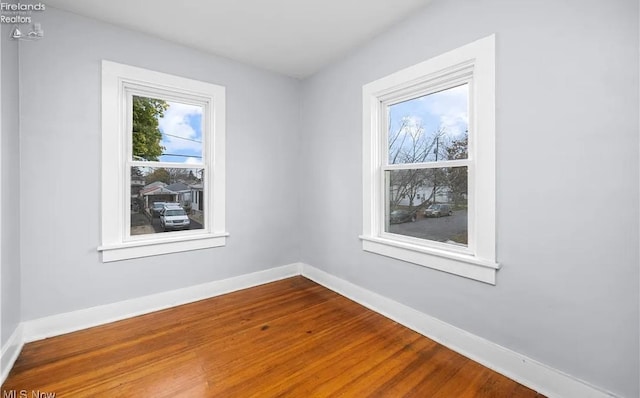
359;235;499;284
98;232;229;262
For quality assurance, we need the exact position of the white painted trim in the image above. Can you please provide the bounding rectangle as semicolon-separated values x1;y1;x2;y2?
362;34;496;284
3;262;616;398
0;324;23;386
361;235;498;284
100;60;227;262
0;19;4;379
22;263;301;343
99;234;227;262
300;263;617;398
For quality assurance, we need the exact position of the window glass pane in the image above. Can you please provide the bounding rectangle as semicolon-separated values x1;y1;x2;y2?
130;166;205;236
132;96;203;163
385;167;468;246
388;84;468;164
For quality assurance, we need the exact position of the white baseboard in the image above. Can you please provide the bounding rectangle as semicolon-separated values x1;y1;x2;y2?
22;263;301;343
300;263;617;398
4;261;617;398
1;323;24;385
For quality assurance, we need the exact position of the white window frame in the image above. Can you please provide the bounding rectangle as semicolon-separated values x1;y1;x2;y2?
361;35;499;284
99;61;227;262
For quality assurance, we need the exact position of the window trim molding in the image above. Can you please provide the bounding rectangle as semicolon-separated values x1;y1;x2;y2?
361;35;498;284
99;60;227;262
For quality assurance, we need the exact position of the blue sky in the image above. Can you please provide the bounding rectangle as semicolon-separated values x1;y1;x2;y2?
157;101;203;164
388;84;468;163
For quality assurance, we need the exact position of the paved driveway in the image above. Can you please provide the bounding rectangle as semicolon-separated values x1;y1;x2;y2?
130;212;203;235
388;209;467;244
150;215;203;233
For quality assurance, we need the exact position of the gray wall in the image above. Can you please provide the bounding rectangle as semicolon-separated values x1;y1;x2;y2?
19;8;300;320
299;0;639;397
1;23;21;347
8;2;639;397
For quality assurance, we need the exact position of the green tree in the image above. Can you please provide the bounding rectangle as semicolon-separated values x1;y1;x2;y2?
132;96;168;161
145;168;171;184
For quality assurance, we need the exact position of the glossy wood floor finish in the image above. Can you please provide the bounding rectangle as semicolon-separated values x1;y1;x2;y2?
3;277;544;397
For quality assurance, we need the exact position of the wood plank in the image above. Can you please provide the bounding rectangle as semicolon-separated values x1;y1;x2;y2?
2;276;544;397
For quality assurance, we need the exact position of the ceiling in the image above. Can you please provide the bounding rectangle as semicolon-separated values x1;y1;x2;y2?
44;0;432;78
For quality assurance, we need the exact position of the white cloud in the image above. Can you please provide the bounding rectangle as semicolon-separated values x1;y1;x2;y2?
420;84;469;139
183;156;201;165
158;102;203;157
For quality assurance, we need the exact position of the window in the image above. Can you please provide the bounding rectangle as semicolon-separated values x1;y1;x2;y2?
361;35;498;284
99;61;227;262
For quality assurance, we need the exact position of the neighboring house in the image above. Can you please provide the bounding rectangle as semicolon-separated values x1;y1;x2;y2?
190;183;204;211
137;181;197;211
165;182;192;205
392;185;453;207
139;182;177;209
131;175;146;196
140;181;166;192
130;176;146;211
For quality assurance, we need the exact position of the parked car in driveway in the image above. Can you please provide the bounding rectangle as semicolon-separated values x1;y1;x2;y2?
390;209;416;224
160;205;191;231
151;202;167;217
423;204;453;217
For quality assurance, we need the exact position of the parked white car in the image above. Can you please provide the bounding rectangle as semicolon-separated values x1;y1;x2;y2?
159;205;190;231
423;204;453;218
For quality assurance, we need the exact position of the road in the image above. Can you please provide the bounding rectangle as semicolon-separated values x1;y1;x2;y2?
388;209;467;245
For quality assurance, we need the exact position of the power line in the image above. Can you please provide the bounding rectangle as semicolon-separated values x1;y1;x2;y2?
162;153;202;158
162;132;202;144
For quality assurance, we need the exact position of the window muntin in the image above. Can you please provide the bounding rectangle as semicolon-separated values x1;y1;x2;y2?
125;90;209;241
384;166;468;248
383;83;470;251
388;84;469;164
131;96;204;163
100;61;227;262
129;166;205;237
361;35;497;284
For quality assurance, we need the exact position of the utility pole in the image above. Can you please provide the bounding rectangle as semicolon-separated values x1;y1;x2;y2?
432;135;439;205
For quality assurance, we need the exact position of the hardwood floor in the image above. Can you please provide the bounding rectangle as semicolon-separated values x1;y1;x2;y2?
2;277;544;397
